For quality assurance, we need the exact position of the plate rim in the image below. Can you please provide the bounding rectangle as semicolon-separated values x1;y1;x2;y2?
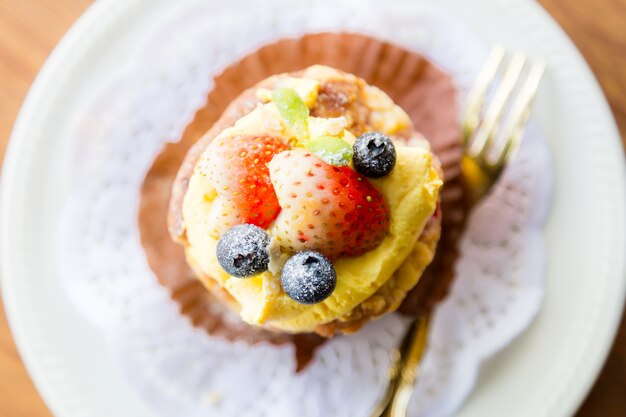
1;0;625;416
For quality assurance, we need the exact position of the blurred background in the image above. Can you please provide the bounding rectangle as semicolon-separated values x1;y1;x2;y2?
0;1;624;416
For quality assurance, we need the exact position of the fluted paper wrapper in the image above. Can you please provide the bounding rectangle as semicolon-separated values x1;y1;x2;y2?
138;32;467;367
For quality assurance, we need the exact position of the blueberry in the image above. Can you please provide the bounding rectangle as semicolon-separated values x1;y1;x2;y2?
352;131;396;178
216;224;270;278
281;251;336;304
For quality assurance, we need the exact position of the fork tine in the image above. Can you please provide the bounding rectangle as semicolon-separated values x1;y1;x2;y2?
491;61;546;166
467;51;527;159
462;46;505;144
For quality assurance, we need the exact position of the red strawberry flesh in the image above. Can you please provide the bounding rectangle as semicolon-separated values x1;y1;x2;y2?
269;149;390;258
204;135;289;229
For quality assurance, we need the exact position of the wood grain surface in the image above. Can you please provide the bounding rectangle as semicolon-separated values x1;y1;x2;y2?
0;1;624;416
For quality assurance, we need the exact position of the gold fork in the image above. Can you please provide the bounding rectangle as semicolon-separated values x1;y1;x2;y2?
371;46;545;417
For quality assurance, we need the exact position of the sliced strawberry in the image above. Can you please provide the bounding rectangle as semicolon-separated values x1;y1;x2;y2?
269;149;390;258
205;135;290;229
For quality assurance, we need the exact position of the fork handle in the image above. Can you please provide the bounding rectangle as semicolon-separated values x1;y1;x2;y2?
377;315;431;417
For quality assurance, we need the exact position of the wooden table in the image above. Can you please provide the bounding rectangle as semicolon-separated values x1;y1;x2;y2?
0;1;624;416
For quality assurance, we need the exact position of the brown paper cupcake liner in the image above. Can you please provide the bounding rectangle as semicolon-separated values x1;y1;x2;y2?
138;32;468;369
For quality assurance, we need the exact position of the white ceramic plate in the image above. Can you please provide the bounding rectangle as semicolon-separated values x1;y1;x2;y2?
1;0;625;416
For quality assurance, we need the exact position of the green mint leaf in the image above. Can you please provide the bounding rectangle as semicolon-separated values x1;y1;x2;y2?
308;136;353;166
272;88;309;139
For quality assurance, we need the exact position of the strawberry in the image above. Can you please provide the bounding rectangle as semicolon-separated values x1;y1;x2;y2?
204;135;290;229
268;149;390;258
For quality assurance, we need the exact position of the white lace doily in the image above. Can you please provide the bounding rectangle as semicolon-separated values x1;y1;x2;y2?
57;1;552;416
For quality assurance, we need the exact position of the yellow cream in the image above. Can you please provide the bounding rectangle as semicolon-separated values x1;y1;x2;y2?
181;66;442;332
